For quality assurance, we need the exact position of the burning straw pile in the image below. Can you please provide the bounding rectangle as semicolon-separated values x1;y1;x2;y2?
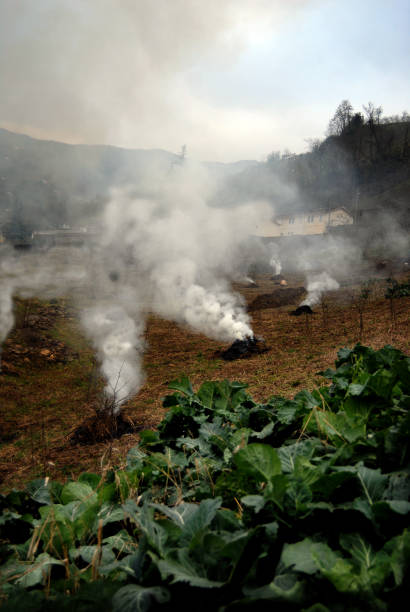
289;304;315;316
70;397;137;445
219;335;268;361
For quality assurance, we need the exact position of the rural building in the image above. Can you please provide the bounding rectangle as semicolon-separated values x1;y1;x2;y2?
254;207;353;238
32;227;91;247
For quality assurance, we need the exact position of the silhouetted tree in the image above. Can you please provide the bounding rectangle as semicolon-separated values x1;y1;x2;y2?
327;100;354;136
362;101;383;125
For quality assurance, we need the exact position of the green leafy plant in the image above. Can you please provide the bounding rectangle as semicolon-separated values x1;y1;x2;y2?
1;344;410;610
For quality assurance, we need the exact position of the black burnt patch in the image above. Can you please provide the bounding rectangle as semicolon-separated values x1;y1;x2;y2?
219;336;268;361
289;305;314;316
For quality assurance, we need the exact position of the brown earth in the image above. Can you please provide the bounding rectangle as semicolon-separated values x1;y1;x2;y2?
0;272;409;492
248;286;306;311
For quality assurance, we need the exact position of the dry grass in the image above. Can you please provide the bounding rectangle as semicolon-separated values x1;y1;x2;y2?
0;272;409;492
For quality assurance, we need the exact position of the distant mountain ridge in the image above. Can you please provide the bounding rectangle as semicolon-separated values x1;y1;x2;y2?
0;123;409;237
0;128;259;231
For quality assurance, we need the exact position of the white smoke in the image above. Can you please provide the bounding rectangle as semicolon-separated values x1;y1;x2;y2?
0;283;14;350
97;162;262;346
0;246;87;368
301;271;340;307
270;256;282;275
268;242;282;275
0;163;271;409
81;302;145;413
239;276;257;286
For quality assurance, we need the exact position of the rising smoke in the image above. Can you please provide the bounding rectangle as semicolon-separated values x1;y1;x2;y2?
269;242;282;275
300;271;340;307
0;162;271;410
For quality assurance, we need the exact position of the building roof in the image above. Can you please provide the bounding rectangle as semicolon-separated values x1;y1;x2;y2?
275;206;352;219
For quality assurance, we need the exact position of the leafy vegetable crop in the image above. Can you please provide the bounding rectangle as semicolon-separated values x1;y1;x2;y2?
1;344;409;611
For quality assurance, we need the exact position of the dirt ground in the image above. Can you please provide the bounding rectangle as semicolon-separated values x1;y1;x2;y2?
0;270;409;492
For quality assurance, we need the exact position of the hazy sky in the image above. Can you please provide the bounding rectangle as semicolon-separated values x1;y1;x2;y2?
1;0;409;162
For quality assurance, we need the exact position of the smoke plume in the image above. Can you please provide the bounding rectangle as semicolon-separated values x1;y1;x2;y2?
0;162;270;409
301;271;340;307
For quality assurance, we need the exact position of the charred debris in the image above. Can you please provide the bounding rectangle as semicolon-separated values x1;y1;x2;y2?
220;335;268;361
289;305;315;316
69;408;136;445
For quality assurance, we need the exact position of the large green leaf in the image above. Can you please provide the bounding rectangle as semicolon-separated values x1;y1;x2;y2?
339;533;375;569
339;533;392;592
70;544;115;564
112;584;170;612
152;498;221;547
37;504;76;554
197;381;217;409
367;369;396;400
103;530;137;554
234;444;281;482
26;479;62;505
243;573;305;604
241;495;266;513
96;502;128;527
383;529;410;586
356;464;388;504
136;504;169;556
275;401;299;425
281;539;338;575
278;440;320;474
295;390;320;412
13;553;64;588
168;375;194;396
285;479;312;514
157;550;225;588
372;499;410;521
60;482;97;506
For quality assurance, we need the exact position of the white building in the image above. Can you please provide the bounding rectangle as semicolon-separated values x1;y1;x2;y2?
254;207;353;238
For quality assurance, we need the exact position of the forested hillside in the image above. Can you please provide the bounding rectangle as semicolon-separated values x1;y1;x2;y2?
218;102;410;226
1;101;409;237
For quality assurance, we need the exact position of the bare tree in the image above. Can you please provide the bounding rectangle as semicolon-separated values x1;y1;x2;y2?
362;102;383;125
363;102;384;159
327;100;354;136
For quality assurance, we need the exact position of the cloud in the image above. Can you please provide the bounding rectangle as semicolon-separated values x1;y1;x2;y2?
1;0;409;160
0;0;317;159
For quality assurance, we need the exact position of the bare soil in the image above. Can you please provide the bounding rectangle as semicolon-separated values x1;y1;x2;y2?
0;272;409;492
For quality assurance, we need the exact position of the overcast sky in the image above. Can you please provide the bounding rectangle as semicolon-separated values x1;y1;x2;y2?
1;0;409;162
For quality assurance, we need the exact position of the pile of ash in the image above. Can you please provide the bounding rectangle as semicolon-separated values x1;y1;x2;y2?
219;335;268;361
289;305;314;316
248;287;305;311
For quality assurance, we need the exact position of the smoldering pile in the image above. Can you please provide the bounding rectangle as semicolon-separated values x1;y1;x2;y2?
248;287;306;311
219;335;268;361
69;409;136;445
289;304;315;316
1;165;272;427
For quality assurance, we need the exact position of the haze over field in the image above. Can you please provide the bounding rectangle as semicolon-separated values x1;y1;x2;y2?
1;0;409;161
1;1;409;411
